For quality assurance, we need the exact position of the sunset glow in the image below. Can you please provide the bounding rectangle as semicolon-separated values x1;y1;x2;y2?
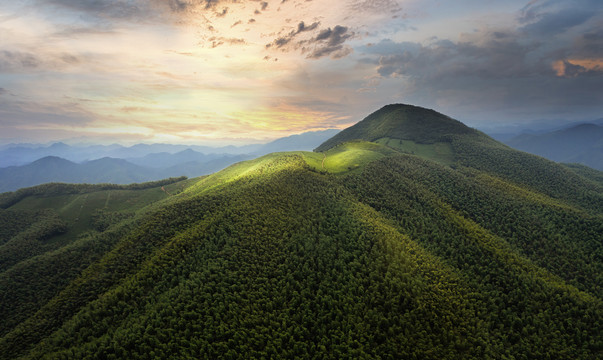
0;0;601;144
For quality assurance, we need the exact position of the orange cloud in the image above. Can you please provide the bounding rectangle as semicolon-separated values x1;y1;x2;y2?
552;58;603;77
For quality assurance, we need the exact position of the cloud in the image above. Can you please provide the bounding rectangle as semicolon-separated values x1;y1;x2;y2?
0;50;83;73
372;31;544;80
0;51;40;71
266;21;320;49
358;0;603;120
306;26;354;59
160;0;223;12
552;59;603;77
41;0;150;21
0;88;6;96
518;0;601;36
266;23;355;59
571;30;603;58
364;20;603;120
348;0;402;14
208;36;246;48
297;21;320;33
37;0;226;23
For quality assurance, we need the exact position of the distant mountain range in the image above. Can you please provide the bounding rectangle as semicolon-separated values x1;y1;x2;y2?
0;129;339;168
0;129;339;193
0;155;253;193
483;117;603;142
504;123;603;170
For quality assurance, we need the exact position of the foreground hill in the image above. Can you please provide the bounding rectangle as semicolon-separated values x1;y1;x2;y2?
505;123;603;170
0;105;601;359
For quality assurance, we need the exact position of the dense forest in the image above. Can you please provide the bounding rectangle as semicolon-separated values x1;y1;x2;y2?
0;105;601;359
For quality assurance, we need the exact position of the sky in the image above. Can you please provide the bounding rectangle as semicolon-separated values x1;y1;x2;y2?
0;0;601;145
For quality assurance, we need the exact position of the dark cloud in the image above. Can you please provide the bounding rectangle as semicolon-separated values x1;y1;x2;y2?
366;0;603;83
308;45;352;59
572;30;603;58
266;23;354;59
297;21;319;33
266;21;320;49
165;0;222;12
557;60;589;77
307;26;354;59
43;0;145;19
518;0;602;36
315;26;352;47
373;33;546;80
0;50;82;73
0;88;7;96
38;0;227;23
365;26;603;121
0;51;40;71
362;39;421;56
272;37;292;48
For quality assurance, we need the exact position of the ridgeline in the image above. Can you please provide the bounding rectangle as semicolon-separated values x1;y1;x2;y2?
0;105;601;359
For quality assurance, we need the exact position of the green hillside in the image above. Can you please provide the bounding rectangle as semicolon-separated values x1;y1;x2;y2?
315;104;479;152
0;105;602;359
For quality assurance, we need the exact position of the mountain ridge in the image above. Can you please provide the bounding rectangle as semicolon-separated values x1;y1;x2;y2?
0;104;601;359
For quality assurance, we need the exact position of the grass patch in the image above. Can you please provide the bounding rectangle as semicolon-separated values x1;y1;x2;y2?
320;141;397;174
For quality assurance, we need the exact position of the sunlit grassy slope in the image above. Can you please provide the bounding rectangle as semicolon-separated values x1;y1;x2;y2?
183;142;395;196
0;104;602;359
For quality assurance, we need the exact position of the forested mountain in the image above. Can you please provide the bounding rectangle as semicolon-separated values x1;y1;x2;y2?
504;123;603;170
0;104;601;359
315;103;477;152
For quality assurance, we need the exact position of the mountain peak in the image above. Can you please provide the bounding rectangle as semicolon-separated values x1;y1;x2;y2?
31;156;75;166
315;104;477;152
